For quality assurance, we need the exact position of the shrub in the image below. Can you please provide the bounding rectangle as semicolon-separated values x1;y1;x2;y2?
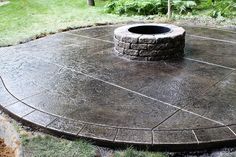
105;0;236;18
104;0;197;16
172;0;197;14
194;0;236;18
105;0;167;16
210;1;236;18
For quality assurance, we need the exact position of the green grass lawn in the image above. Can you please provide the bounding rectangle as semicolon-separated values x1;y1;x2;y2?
1;0;234;47
22;135;97;157
21;134;167;157
0;0;140;46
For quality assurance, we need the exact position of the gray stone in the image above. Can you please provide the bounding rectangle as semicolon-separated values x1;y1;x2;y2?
113;37;119;46
114;46;124;55
118;41;130;49
123;49;139;56
147;43;165;51
121;34;140;43
139;50;159;57
139;35;156;44
114;24;185;61
131;44;147;50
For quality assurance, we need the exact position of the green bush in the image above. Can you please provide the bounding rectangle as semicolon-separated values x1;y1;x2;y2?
105;0;236;18
212;1;236;18
105;0;167;16
197;0;236;18
172;0;197;14
104;0;197;16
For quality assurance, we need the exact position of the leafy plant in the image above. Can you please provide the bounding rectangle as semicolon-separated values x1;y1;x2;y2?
172;0;197;14
210;0;236;18
197;0;236;18
105;0;167;16
105;0;236;18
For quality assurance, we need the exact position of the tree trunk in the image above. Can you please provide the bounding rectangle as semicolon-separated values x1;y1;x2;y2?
167;0;172;19
87;0;95;6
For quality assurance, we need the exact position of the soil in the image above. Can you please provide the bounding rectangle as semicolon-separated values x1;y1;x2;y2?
0;139;15;157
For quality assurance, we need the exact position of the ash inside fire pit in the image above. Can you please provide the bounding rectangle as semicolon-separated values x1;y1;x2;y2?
114;24;185;61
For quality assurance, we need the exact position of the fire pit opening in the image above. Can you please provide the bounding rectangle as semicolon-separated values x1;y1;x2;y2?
128;25;171;34
114;23;186;61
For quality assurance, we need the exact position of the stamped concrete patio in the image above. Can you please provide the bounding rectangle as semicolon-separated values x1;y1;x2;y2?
0;24;236;150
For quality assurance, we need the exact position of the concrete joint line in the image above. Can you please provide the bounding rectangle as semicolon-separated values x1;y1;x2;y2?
44;117;57;127
113;128;119;142
227;126;236;137
181;109;225;126
0;76;48;107
192;130;199;144
151;109;182;131
151;130;154;145
184;57;235;71
45;117;58;128
76;124;87;136
180;109;236;137
21;109;36;118
65;32;114;44
187;34;236;44
201;70;235;97
0;75;84;124
180;25;236;34
0;77;63;119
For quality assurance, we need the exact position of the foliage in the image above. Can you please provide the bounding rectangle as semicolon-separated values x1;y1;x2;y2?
197;0;236;18
105;0;197;16
172;0;197;14
105;0;236;18
105;0;167;16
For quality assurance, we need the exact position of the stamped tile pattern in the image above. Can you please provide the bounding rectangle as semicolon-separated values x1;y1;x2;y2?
47;118;84;135
153;130;197;144
24;110;57;127
6;102;35;118
194;127;236;143
79;124;117;141
115;129;152;144
0;25;236;149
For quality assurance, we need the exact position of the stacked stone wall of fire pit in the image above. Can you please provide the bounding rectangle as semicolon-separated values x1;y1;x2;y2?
114;24;186;61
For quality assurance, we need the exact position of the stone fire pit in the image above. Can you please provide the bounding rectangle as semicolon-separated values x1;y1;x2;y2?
114;23;185;61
